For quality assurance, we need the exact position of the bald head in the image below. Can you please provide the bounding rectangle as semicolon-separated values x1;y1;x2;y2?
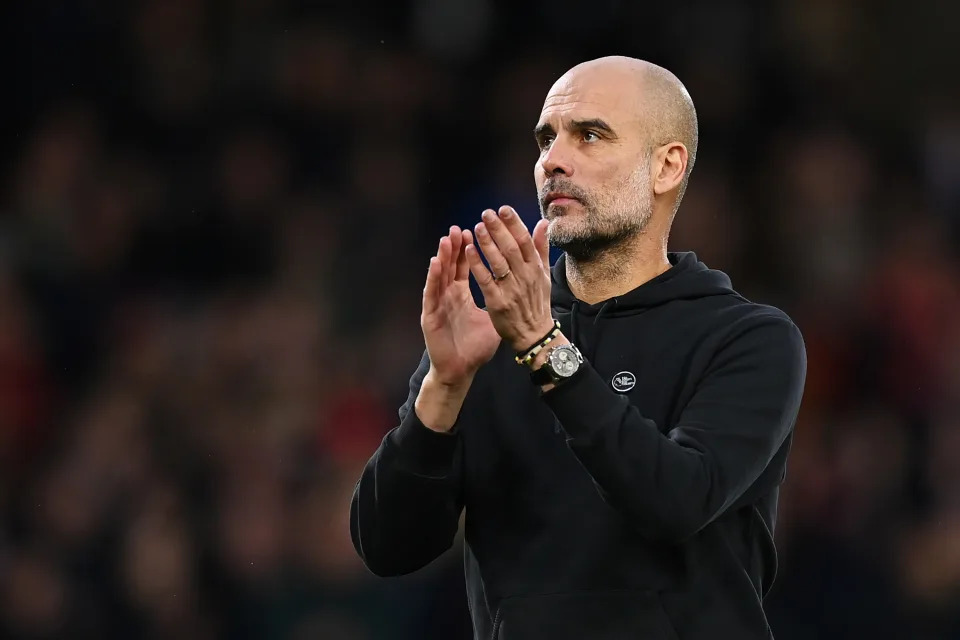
557;56;699;200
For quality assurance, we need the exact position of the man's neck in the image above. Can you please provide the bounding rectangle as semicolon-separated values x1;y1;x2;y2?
564;235;671;305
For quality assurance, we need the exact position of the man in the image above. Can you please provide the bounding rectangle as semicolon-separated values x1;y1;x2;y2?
350;56;806;639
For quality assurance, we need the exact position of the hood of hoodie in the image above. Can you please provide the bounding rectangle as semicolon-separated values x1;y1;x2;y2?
550;251;736;318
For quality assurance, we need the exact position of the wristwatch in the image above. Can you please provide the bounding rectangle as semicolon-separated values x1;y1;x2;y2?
530;343;584;386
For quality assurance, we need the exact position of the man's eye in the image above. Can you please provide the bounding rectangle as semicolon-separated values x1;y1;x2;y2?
583;131;600;142
539;136;555;149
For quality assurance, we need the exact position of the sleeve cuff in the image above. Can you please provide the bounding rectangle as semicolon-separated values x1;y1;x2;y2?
389;408;460;477
541;363;624;442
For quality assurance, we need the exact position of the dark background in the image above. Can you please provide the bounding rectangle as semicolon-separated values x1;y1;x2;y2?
1;1;960;638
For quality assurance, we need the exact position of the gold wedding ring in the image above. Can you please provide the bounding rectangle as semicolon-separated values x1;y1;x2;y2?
493;268;512;281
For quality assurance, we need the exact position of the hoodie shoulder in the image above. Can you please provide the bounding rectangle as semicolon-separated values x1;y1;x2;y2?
714;285;800;328
709;297;806;372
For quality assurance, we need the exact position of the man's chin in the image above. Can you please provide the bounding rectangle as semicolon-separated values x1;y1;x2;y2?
546;215;582;234
545;220;575;245
544;200;582;217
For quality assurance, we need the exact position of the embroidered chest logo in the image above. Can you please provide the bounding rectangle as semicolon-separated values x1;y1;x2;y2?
611;371;636;393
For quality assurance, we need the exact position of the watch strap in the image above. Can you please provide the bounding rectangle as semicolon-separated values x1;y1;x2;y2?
530;362;558;386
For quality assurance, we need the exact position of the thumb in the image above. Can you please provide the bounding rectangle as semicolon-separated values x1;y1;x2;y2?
533;219;550;268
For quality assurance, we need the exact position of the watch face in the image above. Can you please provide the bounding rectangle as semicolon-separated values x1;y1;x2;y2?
550;346;581;378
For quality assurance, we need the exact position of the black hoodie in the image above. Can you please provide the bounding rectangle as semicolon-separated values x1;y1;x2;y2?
350;251;807;640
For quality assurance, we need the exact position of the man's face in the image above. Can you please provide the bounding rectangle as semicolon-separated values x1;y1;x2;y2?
534;69;653;261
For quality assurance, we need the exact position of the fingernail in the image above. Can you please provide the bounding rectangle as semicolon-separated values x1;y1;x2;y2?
500;208;511;218
476;223;486;236
482;210;493;221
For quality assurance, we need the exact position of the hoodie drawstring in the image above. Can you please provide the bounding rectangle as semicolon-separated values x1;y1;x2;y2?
586;299;616;362
566;298;618;364
569;301;580;351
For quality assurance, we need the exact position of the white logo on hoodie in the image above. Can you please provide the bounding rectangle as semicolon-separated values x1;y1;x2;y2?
611;371;636;393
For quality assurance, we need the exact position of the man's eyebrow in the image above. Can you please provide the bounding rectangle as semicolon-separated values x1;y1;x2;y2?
533;123;555;139
571;118;616;136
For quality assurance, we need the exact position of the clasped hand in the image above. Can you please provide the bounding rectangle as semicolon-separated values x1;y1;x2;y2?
465;206;555;353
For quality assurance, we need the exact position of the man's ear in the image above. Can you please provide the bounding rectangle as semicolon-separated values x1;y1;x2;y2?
653;142;688;196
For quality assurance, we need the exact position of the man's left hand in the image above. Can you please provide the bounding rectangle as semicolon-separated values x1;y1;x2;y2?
465;206;555;353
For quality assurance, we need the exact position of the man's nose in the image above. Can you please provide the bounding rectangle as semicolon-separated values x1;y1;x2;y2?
539;138;574;177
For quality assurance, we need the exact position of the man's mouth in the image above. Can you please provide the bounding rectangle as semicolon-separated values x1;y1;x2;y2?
544;192;580;207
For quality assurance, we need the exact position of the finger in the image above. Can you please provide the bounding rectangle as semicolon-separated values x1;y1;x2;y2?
482;208;524;272
456;229;472;281
423;256;441;315
446;226;462;287
497;206;538;263
436;236;451;295
465;243;498;301
533;218;550;268
475;215;510;279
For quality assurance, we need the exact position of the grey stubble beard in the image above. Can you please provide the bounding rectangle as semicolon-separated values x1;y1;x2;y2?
538;161;653;266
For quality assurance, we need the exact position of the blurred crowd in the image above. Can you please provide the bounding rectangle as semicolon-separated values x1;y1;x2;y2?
1;1;959;638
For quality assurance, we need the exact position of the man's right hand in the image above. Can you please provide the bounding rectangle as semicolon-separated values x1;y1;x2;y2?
416;226;501;432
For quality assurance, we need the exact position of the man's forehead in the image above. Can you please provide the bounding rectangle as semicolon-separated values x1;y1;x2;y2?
538;72;640;124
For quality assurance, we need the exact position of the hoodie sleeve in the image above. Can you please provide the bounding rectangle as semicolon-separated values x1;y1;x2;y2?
542;312;806;542
349;351;465;576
